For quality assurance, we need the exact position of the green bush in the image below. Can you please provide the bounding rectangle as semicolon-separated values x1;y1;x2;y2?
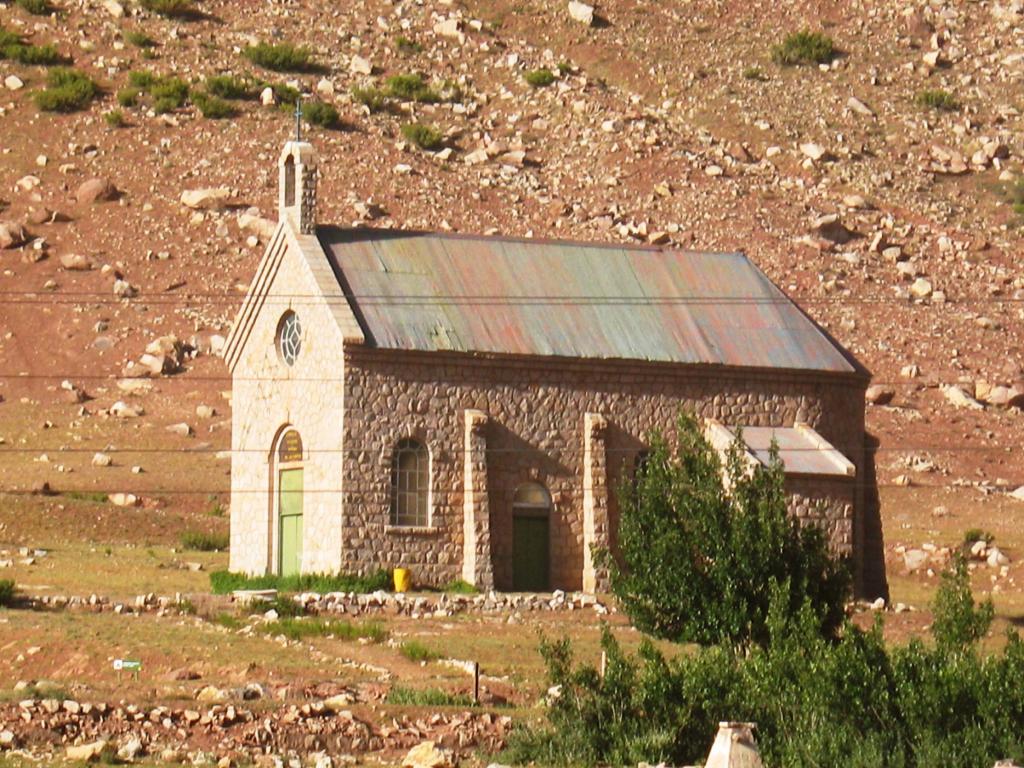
243;42;315;72
524;68;556;88
352;86;387;113
117;87;140;106
302;99;339;128
33;67;98;112
401;122;444;151
0;27;20;51
506;581;1024;768
262;617;387;642
179;530;228;551
385;73;440;103
192;91;236;119
125;30;157;48
150;76;188;112
395;35;423;55
931;554;994;653
128;69;158;89
209;569;391;595
442;578;478;594
16;0;52;15
399;640;441;662
3;42;64;66
140;0;198;19
963;528;994;546
608;413;850;649
105;109;126;127
205;74;253;99
742;66;768;81
386;686;473;707
771;30;836;66
1010;178;1024;217
916;89;959;112
269;82;300;105
0;580;15;607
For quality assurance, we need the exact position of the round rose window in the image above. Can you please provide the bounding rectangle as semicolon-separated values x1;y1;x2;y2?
277;311;302;366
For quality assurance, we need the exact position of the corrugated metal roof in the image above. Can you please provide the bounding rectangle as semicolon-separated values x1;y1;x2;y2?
317;227;857;374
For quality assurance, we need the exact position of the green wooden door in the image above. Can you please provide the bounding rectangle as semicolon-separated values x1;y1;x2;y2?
513;515;549;591
278;468;303;577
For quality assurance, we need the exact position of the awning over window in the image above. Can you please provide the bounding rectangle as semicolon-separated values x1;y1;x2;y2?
704;419;856;478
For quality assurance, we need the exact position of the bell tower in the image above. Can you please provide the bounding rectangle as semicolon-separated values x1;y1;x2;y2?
278;136;317;235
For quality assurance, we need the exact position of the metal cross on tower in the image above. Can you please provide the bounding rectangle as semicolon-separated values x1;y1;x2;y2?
294;96;303;142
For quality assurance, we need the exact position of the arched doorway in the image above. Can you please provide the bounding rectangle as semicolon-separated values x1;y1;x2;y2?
512;483;551;591
275;428;304;577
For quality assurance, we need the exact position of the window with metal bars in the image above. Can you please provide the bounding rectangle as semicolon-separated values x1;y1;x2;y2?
389;438;430;527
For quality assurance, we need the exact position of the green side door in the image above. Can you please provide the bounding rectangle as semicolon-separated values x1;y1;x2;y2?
278;468;303;577
513;515;550;591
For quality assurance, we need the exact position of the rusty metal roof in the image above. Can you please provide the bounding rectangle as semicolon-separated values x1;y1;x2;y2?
317;227;858;374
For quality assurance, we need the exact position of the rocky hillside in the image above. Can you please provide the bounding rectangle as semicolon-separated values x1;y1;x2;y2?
1;0;1023;505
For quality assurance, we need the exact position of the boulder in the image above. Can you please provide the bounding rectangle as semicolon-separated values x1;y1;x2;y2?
76;178;118;205
865;385;894;406
109;493;138;507
138;353;176;376
902;549;929;572
196;685;229;703
942;385;984;410
0;220;28;249
166;422;193;437
59;253;93;271
110;401;143;418
117;737;143;761
402;741;455;768
180;187;233;210
350;55;373;75
91;453;113;468
812;214;857;244
66;740;107;762
113;279;137;298
567;0;595;25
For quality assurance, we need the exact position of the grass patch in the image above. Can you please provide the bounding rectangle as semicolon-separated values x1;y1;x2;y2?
771;30;835;66
33;67;98;112
247;594;304;618
743;66;768;81
16;0;52;16
209;569;391;595
401;122;444;151
125;30;157;48
385;73;440;103
352;86;387;113
205;74;254;99
243;42;315;73
0;29;66;66
386;686;473;707
523;68;555;88
916;88;959;112
124;71;189;112
179;531;228;551
395;36;423;55
117;87;139;106
399;640;442;662
1008;178;1024;218
262;617;388;642
442;579;478;595
213;612;243;630
192;91;236;118
65;490;108;503
302;100;339;128
140;0;199;19
105;109;126;127
0;580;15;608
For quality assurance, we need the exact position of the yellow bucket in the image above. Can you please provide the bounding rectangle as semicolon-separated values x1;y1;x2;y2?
393;567;411;593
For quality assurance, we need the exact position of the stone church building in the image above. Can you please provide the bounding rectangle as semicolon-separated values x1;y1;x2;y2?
224;140;878;595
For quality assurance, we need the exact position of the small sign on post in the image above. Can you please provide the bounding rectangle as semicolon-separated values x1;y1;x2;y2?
114;659;142;681
473;661;480;705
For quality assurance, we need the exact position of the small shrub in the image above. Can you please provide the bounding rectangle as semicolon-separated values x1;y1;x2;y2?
1010;178;1024;217
385;73;440;102
105;109;126;127
243;42;315;73
395;35;423;55
250;594;304;618
128;69;158;89
386;686;473;707
209;569;391;595
931;554;994;652
179;530;228;551
0;27;21;51
6;42;64;66
207;502;226;517
916;88;959;112
524;68;555;88
399;640;441;663
270;82;300;105
0;580;15;607
125;30;157;48
443;579;478;595
34;67;98;112
214;612;243;630
962;528;994;546
117;87;140;106
557;60;573;75
352;86;387;113
65;490;108;503
742;66;768;81
205;74;253;99
302;100;339;128
771;30;835;66
140;0;198;19
16;0;51;15
401;122;444;151
151;76;188;112
193;91;236;119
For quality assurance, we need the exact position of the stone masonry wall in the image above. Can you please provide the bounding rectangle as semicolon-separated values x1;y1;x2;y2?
340;347;868;592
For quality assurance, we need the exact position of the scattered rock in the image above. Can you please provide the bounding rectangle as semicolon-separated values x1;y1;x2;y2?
91;453;113;468
903;548;929;572
865;385;894;406
108;493;138;507
402;741;455;768
66;740;107;762
180;187;233;210
76;178;118;205
942;385;984;411
166;422;193;437
567;0;595;25
4;75;24;91
0;221;28;249
59;253;93;271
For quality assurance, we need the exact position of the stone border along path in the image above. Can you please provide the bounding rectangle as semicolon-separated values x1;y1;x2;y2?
0;697;510;765
25;589;614;617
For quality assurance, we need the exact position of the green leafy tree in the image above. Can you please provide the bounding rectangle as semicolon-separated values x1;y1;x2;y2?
931;553;994;652
608;413;850;648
